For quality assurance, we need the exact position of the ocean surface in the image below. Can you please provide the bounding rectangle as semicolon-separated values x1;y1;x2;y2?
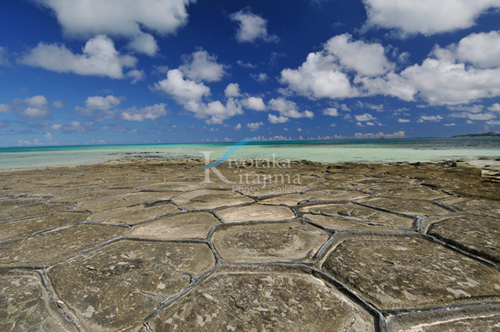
0;137;499;170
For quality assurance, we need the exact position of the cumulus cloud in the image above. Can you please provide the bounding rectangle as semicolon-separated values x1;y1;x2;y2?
243;97;266;111
268;114;289;124
120;104;168;121
230;9;279;43
75;95;121;119
237;60;257;69
235;123;242;130
247;122;264;131
489;103;500;112
398;118;410;123
456;30;500;68
34;0;195;55
354;131;405;139
126;69;146;84
418;115;444;122
225;83;241;97
0;46;10;66
0;103;11;113
20;35;138;80
251;73;270;83
179;49;227;82
362;0;500;36
355;113;377;122
183;98;243;124
268;98;314;119
12;95;51;120
322;108;339;116
153;69;210;104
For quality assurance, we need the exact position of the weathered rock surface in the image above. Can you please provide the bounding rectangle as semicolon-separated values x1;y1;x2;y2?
299;202;415;228
320;233;500;310
51;188;135;203
303;213;404;232
0;270;78;332
90;203;179;225
47;240;215;332
127;212;219;240
444;198;500;218
260;189;368;206
359;197;450;216
213;221;329;263
0;203;73;222
216;204;295;223
173;189;253;210
0;224;126;267
76;192;177;211
363;184;448;200
135;267;376;332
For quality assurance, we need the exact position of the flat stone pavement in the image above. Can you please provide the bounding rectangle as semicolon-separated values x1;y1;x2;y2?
1;157;500;331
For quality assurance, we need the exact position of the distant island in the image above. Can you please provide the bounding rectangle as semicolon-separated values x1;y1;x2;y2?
452;132;500;138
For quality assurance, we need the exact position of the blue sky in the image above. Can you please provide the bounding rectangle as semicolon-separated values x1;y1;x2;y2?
1;0;500;146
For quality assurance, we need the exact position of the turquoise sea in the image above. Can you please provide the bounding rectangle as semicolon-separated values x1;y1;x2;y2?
0;137;499;169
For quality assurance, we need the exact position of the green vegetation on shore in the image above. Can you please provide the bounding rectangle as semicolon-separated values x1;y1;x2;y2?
452;132;500;138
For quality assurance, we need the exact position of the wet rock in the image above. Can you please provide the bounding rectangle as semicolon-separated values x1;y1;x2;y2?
320;233;500;310
426;215;500;263
90;203;179;225
359;197;450;216
216;204;295;223
0;270;78;332
135;266;375;332
0;211;90;242
213;221;329;263
173;189;253;210
299;202;414;228
303;213;405;232
47;240;215;332
0;224;126;268
127;211;219;240
76;192;177;211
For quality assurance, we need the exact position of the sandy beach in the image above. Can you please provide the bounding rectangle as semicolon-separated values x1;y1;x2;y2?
1;157;500;331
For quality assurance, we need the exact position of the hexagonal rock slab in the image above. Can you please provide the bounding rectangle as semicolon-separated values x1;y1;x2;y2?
0;270;78;332
216;204;295;223
299;203;414;229
76;192;177;211
127;212;219;240
443;198;500;218
173;189;253;210
0;203;73;223
47;240;215;332
259;189;368;206
303;214;404;232
51;188;135;203
425;215;500;263
0;211;90;242
359;197;450;216
213;221;329;263
0;197;48;210
133;266;375;332
320;233;500;310
90;203;179;225
0;224;126;268
363;185;448;200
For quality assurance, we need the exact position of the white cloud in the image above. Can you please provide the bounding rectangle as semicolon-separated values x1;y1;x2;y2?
457;31;500;68
20;35;137;79
322;108;339;116
268;97;314;118
225;83;241;97
325;34;394;76
355;113;376;122
268;114;289;124
362;0;500;36
53;100;65;108
398;118;410;123
126;69;146;84
235;123;242;130
153;69;210;104
120;104;168;121
444;123;457;126
184;98;243;124
86;95;121;110
45;132;52;140
0;103;11;113
247;122;264;131
237;60;257;69
251;73;270;82
489;103;500;112
15;95;50;120
486;120;500;125
34;0;195;55
354;131;405;139
179;49;227;82
243;97;266;111
230;9;279;43
0;47;10;66
418;115;444;122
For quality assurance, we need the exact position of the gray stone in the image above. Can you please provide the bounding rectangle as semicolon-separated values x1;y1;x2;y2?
47;240;215;332
363;185;449;200
173;189;253;210
216;204;295;223
260;189;368;206
444;198;500;218
213;221;329;263
76;192;177;211
359;197;450;216
303;213;405;232
0;203;73;223
90;203;179;225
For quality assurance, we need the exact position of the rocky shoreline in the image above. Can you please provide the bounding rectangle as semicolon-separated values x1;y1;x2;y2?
1;157;500;331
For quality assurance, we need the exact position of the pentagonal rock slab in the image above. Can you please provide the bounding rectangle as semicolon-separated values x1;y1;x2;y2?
0;224;126;268
173;189;253;210
0;211;90;242
47;240;215;332
213;221;329;263
90;203;179;225
134;267;375;332
426;215;500;263
76;192;177;211
363;185;448;200
260;189;368;206
299;203;414;229
359;197;450;216
216;204;295;223
443;198;500;218
320;233;500;310
0;197;48;210
303;214;404;232
127;212;219;240
0;203;73;222
0;270;78;332
51;188;135;203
